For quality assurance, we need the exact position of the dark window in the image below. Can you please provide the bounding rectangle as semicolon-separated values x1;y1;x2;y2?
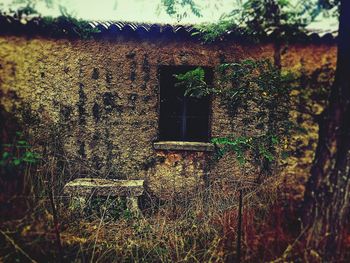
159;66;212;142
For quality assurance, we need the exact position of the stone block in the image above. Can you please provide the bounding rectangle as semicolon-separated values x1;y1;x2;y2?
64;178;144;197
64;178;144;215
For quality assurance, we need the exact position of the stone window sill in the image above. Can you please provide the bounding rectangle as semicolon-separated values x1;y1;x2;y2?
153;141;214;152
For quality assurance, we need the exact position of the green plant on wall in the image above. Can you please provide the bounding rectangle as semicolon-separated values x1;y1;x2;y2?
175;59;298;173
212;135;279;165
175;59;334;175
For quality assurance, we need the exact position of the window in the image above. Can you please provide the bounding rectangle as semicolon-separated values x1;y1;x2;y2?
158;66;212;142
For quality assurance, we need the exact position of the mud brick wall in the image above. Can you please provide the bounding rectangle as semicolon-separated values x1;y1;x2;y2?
0;35;336;199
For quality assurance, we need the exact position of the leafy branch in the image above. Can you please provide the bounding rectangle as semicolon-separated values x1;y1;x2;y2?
174;67;216;98
175;59;299;172
212;134;279;165
0;131;41;168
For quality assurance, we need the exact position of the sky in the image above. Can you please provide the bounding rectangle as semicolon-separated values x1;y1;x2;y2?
1;0;235;24
0;0;338;31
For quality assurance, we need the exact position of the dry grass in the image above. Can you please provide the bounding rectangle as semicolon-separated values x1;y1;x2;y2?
0;123;301;262
0;153;294;263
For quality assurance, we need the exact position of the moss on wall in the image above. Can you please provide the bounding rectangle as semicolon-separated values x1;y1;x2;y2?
0;36;336;199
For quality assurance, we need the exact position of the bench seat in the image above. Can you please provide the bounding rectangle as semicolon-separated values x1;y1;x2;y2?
64;178;144;215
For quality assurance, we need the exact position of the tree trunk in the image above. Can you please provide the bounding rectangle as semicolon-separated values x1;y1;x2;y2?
302;0;350;261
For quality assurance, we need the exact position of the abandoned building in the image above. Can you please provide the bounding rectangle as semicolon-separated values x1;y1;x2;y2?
0;15;338;200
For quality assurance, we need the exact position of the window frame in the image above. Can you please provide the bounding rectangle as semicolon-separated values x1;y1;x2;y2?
156;65;213;144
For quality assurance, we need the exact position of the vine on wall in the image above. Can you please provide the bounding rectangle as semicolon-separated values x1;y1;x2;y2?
175;59;334;175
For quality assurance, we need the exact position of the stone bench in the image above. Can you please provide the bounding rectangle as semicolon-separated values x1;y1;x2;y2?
63;178;144;215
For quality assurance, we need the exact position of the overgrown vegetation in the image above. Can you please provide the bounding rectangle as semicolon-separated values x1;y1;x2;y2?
0;150;294;262
175;59;335;184
175;59;298;174
0;49;340;263
0;0;344;261
0;80;335;262
168;56;338;261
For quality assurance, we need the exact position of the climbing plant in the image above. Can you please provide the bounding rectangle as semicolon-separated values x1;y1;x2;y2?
175;59;334;174
175;59;298;173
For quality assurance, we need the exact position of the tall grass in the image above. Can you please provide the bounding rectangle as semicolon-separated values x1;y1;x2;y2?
0;146;301;263
0;116;305;262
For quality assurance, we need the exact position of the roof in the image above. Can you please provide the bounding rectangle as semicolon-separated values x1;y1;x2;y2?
89;20;338;39
89;21;196;35
0;11;338;41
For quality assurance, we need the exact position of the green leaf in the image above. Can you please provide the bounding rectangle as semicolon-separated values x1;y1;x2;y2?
2;152;10;160
271;136;279;144
22;151;40;164
13;158;21;166
17;140;28;145
24;151;34;158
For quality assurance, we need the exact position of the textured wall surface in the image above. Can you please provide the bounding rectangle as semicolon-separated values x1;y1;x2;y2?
0;35;336;199
281;44;337;201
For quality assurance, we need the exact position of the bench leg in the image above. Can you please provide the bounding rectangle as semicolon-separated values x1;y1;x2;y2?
126;197;141;216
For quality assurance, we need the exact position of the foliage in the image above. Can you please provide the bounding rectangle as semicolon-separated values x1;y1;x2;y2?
39;15;100;39
192;0;308;42
162;0;339;42
0;131;41;169
175;59;297;171
218;59;293;115
193;19;243;42
212;135;279;165
161;0;201;19
1;168;291;262
174;67;214;98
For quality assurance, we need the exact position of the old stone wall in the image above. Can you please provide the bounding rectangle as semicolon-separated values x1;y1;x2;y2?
0;35;336;199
